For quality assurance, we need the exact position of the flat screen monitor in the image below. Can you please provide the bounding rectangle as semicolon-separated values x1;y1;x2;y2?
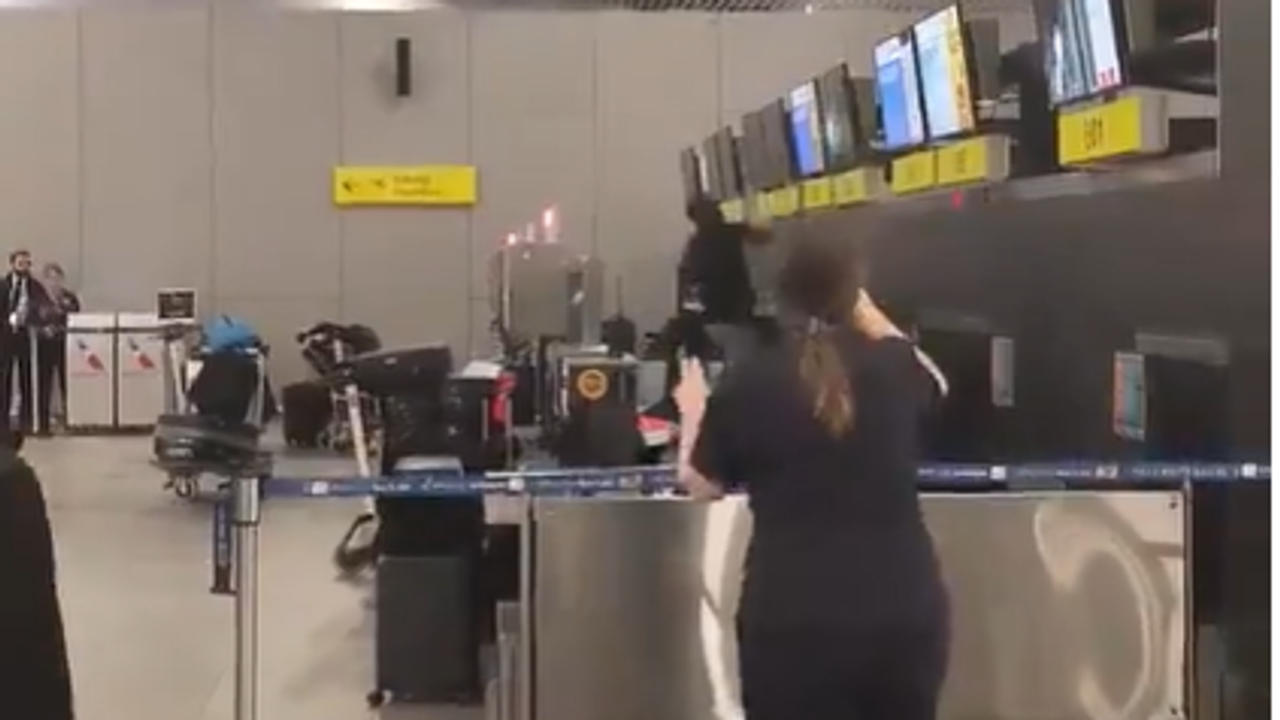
786;81;826;177
739;110;769;191
759;99;796;188
815;64;865;171
913;4;978;139
715;128;744;199
1043;0;1129;105
874;31;927;151
701;134;724;201
678;147;703;204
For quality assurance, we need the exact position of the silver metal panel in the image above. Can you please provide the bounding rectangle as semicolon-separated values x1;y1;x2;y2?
534;492;1187;720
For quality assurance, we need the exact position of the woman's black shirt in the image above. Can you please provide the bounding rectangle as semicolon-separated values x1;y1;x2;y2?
692;330;945;632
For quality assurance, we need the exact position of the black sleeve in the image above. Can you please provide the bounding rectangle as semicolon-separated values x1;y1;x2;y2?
66;292;81;314
690;373;745;489
881;337;942;416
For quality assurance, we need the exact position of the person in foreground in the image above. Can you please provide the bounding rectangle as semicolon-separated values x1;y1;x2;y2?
675;227;949;720
0;429;74;719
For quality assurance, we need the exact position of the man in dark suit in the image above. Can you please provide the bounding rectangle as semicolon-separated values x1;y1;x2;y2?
0;250;51;432
0;430;74;719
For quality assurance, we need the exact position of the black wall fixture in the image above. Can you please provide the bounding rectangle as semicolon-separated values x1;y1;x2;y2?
395;37;412;97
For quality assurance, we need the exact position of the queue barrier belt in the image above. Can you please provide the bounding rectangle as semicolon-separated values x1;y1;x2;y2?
257;462;1270;498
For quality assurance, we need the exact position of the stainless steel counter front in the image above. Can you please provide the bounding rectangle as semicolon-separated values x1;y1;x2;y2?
532;492;1187;720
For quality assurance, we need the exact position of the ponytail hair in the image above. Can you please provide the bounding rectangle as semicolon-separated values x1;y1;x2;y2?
777;222;864;438
797;318;855;437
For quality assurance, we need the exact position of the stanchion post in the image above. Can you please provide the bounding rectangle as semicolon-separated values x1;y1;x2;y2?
233;474;262;720
518;493;533;720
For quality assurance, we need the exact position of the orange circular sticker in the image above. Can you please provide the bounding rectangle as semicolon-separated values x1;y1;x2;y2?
576;369;609;402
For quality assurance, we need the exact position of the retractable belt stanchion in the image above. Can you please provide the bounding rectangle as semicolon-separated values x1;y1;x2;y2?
232;474;262;720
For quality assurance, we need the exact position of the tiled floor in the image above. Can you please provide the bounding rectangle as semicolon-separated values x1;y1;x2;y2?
30;434;481;720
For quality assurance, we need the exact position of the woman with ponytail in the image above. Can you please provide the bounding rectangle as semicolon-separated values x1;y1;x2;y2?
676;225;948;720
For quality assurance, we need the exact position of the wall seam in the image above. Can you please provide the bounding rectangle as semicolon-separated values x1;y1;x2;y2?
74;10;86;290
335;14;347;323
206;1;218;314
590;12;601;259
464;11;476;355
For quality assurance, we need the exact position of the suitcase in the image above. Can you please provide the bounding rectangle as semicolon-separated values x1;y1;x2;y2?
374;555;479;705
282;381;331;448
347;345;453;398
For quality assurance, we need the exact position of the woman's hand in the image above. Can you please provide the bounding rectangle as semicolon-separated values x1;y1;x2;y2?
674;358;710;421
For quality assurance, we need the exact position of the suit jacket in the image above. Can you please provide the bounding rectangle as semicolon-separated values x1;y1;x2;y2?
0;447;74;719
0;273;52;342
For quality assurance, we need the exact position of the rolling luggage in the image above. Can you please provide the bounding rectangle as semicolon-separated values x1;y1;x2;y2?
282;380;331;448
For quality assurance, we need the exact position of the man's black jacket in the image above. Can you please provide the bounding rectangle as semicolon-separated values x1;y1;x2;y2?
0;446;74;719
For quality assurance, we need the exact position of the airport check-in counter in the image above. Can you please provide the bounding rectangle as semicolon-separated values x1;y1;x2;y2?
526;489;1192;720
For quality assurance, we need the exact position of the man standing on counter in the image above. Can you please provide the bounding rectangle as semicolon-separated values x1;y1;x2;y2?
0;250;50;432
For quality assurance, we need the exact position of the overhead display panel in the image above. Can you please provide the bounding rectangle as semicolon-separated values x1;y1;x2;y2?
874;31;927;150
914;4;977;139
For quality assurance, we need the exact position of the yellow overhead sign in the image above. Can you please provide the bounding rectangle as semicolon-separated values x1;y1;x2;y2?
333;165;477;206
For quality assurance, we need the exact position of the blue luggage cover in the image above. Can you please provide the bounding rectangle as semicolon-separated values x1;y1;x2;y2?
204;315;259;354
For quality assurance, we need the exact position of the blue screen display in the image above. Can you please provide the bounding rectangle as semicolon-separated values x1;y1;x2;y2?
787;82;825;177
874;33;926;150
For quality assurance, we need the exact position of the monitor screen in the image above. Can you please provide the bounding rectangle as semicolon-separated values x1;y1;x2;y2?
1045;0;1126;105
679;147;703;204
914;5;977;139
874;32;927;150
739;110;768;191
787;81;826;177
716;128;743;199
702;134;724;201
815;65;861;171
759;99;796;189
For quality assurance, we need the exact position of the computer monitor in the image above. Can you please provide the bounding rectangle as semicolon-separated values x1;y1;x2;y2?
759;98;797;189
815;64;872;171
701;133;725;201
1040;0;1134;105
716;128;744;199
678;147;704;205
739;109;770;191
913;4;979;140
874;30;928;151
786;80;826;178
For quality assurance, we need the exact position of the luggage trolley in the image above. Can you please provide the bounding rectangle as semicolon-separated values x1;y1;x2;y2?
154;321;273;500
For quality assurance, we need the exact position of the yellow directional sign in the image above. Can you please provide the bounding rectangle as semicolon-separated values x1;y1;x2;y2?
333;165;477;206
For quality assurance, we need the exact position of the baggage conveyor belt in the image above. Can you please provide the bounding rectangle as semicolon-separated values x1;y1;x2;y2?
210;461;1270;720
